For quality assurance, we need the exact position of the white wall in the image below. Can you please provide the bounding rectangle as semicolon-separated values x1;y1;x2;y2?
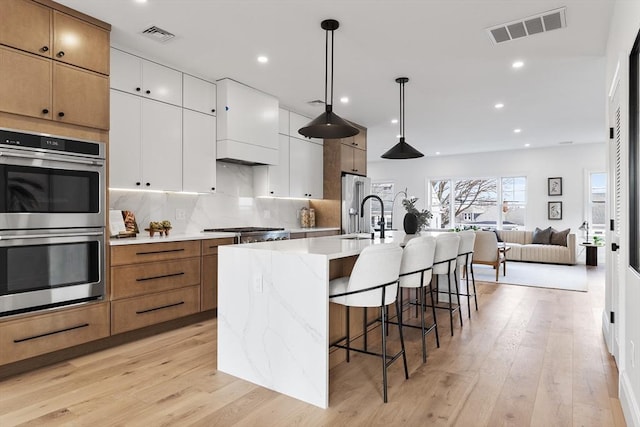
368;143;606;234
605;1;640;425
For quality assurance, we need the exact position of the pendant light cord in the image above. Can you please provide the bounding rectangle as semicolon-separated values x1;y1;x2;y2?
324;29;329;107
399;80;405;138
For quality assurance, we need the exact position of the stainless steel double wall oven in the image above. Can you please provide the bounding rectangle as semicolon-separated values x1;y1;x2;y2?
0;128;106;316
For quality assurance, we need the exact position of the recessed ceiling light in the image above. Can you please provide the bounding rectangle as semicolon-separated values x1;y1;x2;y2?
391;119;398;124
512;60;524;68
514;128;522;133
257;56;268;63
495;103;505;109
134;0;147;3
524;143;531;147
340;96;349;103
435;151;441;155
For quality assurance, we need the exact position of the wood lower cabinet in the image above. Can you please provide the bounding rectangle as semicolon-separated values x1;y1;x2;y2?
111;285;200;335
0;302;110;365
290;230;341;239
110;241;202;334
201;238;236;311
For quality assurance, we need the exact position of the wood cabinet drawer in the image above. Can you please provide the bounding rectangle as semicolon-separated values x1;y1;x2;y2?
111;285;200;334
111;257;201;300
0;302;110;365
201;237;236;256
111;240;201;266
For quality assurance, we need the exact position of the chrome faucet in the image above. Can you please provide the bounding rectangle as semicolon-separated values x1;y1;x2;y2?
361;194;385;239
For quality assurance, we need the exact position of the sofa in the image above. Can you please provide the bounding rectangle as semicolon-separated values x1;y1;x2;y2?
496;229;576;265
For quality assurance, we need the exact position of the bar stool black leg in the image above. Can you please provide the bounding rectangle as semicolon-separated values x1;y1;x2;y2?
454;268;463;328
363;307;367;351
465;264;471;318
381;305;388;403
346;306;350;362
396;298;409;379
428;278;440;348
447;270;454;336
471;264;478;311
419;283;427;363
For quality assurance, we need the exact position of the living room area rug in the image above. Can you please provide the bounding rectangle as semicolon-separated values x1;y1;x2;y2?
469;261;588;292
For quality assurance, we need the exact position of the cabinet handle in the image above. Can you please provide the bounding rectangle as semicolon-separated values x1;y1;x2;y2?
57;51;65;58
136;87;141;92
58;112;65;117
42;108;49;114
13;323;89;343
211;109;216;113
41;46;49;52
136;272;185;282
145;182;150;186
136;182;141;186
270;191;274;194
136;301;185;315
136;248;185;255
145;90;151;95
211;187;215;191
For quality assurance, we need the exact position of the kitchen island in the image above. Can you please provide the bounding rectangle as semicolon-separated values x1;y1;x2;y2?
217;232;412;408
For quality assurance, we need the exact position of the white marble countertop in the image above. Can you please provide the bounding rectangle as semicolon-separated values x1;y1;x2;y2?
109;231;237;246
230;230;419;260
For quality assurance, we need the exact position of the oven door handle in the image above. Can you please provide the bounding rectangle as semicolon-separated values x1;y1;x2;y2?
0;151;104;166
0;231;104;240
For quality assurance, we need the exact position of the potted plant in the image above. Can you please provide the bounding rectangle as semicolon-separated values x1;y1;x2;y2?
402;197;433;234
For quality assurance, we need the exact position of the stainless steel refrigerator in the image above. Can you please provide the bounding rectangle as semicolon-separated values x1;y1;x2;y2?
341;174;372;234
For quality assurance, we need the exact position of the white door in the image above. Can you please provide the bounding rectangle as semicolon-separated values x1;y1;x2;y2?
183;109;216;193
141;60;182;106
141;99;182;191
109;90;142;189
183;74;216;116
110;48;141;95
606;66;623;360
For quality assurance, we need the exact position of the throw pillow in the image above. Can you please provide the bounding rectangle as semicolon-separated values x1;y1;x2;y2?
550;228;570;246
493;229;503;242
532;226;552;244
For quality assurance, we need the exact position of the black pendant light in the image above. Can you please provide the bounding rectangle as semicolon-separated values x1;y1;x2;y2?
381;77;424;159
299;19;359;139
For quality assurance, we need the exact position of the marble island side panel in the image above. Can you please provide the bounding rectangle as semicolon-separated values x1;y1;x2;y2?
218;245;330;408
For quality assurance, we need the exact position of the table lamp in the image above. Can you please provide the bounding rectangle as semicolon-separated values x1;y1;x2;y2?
579;221;590;243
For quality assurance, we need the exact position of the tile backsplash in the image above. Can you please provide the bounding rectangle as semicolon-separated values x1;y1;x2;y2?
110;162;309;234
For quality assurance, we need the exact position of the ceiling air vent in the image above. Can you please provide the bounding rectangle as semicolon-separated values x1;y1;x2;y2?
141;25;175;43
486;7;566;45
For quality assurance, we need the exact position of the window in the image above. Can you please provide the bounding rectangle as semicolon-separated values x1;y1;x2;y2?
589;172;607;234
501;176;527;229
429;180;451;229
371;182;394;229
428;176;526;230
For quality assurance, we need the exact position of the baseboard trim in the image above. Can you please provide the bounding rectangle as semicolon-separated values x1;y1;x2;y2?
621;371;640;427
602;309;613;354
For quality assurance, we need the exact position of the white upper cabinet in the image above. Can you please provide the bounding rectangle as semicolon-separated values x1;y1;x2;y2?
216;78;279;165
183;109;216;193
183;74;216;116
289;111;323;144
278;108;289;135
254;134;290;197
109;90;182;192
110;47;182;106
289;137;323;199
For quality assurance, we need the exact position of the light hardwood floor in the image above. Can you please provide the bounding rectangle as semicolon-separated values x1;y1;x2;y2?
0;266;625;426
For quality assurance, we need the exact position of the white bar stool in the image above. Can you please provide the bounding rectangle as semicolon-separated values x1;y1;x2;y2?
456;230;478;318
432;233;463;336
329;242;408;403
397;235;439;363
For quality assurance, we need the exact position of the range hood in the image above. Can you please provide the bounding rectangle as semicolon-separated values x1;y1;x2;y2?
216;78;279;165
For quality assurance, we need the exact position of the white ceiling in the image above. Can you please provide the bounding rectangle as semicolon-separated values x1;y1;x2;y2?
56;0;614;161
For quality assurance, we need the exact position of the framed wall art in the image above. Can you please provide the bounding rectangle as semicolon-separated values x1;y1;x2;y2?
548;201;563;220
548;177;562;196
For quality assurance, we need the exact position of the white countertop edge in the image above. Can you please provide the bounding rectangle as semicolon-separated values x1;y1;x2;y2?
287;227;341;233
109;232;237;245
